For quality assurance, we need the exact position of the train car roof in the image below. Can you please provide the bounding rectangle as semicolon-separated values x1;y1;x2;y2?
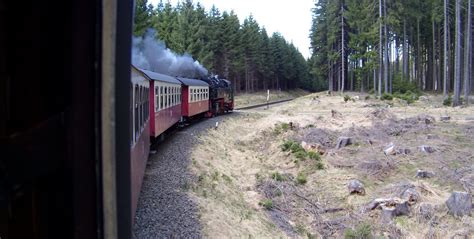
132;65;181;84
176;77;209;87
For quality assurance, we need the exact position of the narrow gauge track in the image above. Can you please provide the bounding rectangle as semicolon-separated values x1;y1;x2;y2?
234;98;294;110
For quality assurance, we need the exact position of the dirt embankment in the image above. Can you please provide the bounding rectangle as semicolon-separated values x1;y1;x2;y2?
187;93;474;238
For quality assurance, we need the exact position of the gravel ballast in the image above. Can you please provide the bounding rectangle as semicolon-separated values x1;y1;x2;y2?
133;116;224;238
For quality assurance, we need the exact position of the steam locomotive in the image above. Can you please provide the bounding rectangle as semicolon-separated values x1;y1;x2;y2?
130;66;233;217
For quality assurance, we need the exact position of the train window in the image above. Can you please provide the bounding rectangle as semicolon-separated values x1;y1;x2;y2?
160;86;163;110
131;85;134;145
167;86;169;108
155;87;158;112
135;85;139;140
172;87;175;106
140;86;143;129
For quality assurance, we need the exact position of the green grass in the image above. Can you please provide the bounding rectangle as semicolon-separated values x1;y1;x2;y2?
344;222;372;239
296;172;307;185
259;199;273;210
271;172;286;181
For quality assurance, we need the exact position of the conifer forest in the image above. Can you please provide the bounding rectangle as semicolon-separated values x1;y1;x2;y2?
134;0;473;105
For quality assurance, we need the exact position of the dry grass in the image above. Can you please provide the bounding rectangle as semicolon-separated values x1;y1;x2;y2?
234;89;309;108
187;92;474;238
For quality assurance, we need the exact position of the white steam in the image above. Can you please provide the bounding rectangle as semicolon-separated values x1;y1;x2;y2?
132;30;208;78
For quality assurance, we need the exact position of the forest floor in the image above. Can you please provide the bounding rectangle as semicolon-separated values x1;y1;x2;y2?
186;92;474;238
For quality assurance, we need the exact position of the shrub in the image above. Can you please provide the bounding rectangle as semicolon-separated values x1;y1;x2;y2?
443;95;452;106
296;172;307;185
294;151;307;160
281;140;296;152
290;142;305;154
307;151;321;161
392;75;420;94
381;93;393;101
365;95;371;100
271;172;286;181
368;89;375;94
344;95;351;102
315;161;324;170
344;223;372;239
274;122;290;135
259;199;273;210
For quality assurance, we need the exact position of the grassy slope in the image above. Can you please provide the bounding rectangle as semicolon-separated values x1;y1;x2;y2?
187;92;474;238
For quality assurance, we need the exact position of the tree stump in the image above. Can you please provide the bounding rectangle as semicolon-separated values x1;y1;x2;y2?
446;191;472;217
348;179;366;195
335;137;352;149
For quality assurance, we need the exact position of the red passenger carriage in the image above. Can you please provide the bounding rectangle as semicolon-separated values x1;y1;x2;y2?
130;66;150;217
176;77;210;117
137;68;182;138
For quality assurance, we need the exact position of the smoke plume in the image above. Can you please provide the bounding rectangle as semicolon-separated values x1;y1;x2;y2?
132;30;208;78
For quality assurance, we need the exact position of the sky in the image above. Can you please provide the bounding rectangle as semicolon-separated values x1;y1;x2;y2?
148;0;315;59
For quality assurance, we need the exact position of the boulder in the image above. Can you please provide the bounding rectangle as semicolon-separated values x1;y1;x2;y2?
383;143;396;156
348;179;366;195
335;137;352;149
415;170;435;178
419;145;436;153
446;191;472;217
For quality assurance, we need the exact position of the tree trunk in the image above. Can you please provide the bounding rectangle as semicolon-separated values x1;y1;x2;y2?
341;4;345;93
384;0;389;93
453;0;462;106
444;0;449;97
379;0;383;96
464;0;472;105
329;61;333;92
403;19;408;83
433;19;437;92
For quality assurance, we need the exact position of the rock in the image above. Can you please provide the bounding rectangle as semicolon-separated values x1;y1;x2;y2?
301;141;326;155
383;142;396;155
415;170;435;178
440;116;451;121
446;191;472;217
419;145;436;153
419;203;434;220
348;179;366;195
335;137;352;149
396;148;411;155
401;187;420;205
353;96;360;100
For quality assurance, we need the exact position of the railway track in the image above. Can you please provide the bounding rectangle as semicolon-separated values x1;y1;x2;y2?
234;98;294;110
